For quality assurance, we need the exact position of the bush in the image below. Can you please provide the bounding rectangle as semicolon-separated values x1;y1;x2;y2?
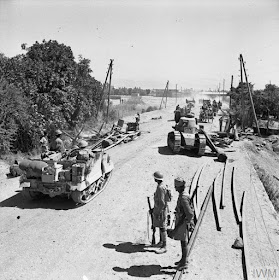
108;109;119;121
146;106;158;112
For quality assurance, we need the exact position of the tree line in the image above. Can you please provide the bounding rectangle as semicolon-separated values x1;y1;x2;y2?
112;87;151;96
230;82;279;127
0;40;103;153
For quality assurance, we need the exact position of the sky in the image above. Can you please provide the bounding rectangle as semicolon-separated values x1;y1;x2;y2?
0;0;279;90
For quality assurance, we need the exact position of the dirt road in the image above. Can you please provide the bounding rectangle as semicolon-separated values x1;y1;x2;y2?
0;98;278;280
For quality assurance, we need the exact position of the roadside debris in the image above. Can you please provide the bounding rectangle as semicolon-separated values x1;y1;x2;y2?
7;160;24;178
85;119;141;152
232;237;244;249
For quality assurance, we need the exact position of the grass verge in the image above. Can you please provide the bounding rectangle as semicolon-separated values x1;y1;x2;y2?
252;163;279;212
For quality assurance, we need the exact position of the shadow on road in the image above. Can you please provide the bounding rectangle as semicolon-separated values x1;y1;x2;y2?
158;145;216;158
113;265;174;277
103;242;152;254
158;146;174;155
0;192;77;210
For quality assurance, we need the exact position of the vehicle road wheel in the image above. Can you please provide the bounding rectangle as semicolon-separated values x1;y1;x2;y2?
167;132;181;153
71;173;112;204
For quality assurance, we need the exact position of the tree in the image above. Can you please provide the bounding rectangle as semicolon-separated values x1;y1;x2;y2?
254;84;279;119
0;40;103;152
0;79;30;152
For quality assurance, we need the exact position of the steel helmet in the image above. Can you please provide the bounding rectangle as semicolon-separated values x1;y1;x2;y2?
153;171;163;181
55;129;62;136
78;140;88;148
174;177;185;187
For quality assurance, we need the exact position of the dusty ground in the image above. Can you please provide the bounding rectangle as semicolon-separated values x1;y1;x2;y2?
0;96;278;280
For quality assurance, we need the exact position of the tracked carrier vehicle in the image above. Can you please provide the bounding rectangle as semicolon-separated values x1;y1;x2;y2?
19;149;113;204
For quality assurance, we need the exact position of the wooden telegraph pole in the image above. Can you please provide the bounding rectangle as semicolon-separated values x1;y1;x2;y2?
230;75;233;108
106;59;114;123
176;84;177;104
159;80;169;109
218;83;221;102
240;54;261;136
96;59;114;118
240;54;244;129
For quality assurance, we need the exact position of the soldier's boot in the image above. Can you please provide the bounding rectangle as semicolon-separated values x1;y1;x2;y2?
174;241;185;265
152;232;163;248
177;242;189;270
156;229;167;254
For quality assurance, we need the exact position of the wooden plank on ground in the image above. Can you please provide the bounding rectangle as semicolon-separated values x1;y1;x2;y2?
231;166;242;224
241;191;251;280
213;171;222;231
220;161;226;209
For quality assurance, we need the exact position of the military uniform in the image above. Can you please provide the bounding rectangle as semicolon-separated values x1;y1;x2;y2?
153;182;168;229
53;137;65;153
167;177;194;270
173;191;194;241
40;136;49;153
152;171;169;254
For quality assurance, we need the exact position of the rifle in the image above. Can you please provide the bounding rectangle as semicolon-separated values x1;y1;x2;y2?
147;197;156;245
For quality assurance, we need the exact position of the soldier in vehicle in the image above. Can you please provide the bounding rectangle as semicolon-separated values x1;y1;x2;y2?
76;140;94;160
39;130;49;159
51;129;65;153
151;171;170;254
167;177;194;270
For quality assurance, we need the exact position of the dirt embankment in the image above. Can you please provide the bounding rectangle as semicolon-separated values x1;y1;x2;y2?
0;97;278;280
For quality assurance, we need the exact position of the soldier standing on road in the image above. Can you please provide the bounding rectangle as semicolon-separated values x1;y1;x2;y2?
152;171;169;254
167;177;194;270
135;112;140;123
51;129;66;153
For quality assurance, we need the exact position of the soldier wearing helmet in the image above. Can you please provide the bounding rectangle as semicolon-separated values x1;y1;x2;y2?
50;129;65;153
76;140;94;160
167;177;194;270
151;171;170;254
78;140;88;149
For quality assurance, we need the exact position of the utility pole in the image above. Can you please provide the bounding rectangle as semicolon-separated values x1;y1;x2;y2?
165;81;169;108
222;79;225;104
240;54;261;136
240;54;244;129
96;59;114;118
218;83;221;102
230;75;233;108
159;81;169;109
106;59;113;123
176;84;177;104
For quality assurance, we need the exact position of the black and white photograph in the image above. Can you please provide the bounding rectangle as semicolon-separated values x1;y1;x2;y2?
0;0;279;279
